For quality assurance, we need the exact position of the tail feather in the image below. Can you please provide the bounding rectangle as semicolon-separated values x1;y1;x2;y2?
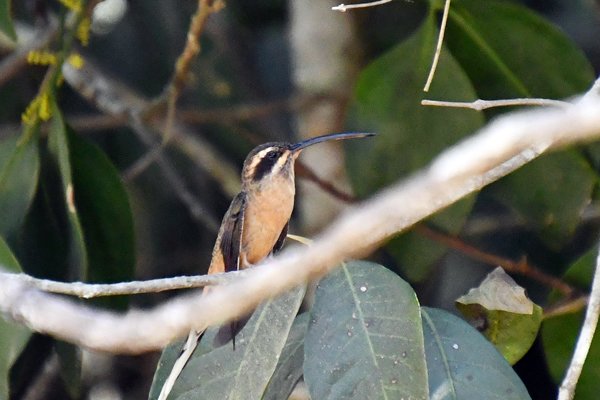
157;330;204;400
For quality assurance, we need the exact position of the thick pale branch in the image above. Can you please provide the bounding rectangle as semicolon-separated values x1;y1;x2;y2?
1;81;600;354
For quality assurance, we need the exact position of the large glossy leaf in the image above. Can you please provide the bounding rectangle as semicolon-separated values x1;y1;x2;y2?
487;151;596;249
304;261;428;400
541;249;599;400
0;133;40;242
441;0;596;249
0;238;31;400
422;307;531;400
443;0;594;99
262;313;309;400
48;103;88;280
149;285;305;400
0;0;16;42
67;128;135;293
345;14;483;281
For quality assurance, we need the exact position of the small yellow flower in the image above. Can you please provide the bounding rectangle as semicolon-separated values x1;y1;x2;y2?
77;18;91;46
38;93;51;121
67;53;85;69
58;0;82;13
21;93;53;125
27;50;57;66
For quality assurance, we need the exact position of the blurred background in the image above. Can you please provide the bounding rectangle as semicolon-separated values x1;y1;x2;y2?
1;0;600;399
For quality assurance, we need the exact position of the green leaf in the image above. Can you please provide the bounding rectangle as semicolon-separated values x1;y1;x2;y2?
149;285;305;400
422;307;531;400
262;313;309;400
48;103;88;280
0;235;20;272
444;0;594;99
304;261;428;400
0;133;40;242
486;152;596;249
456;267;543;365
346;15;483;281
0;0;16;43
0;238;31;400
67;128;135;296
441;0;596;250
541;249;599;400
387;196;475;282
55;340;82;399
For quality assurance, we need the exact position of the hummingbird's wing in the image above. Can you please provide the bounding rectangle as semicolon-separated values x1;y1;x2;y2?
219;192;247;273
272;221;289;254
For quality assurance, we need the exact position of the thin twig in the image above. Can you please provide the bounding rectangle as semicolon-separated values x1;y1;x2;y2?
0;20;60;88
544;295;589;319
423;0;451;92
421;98;571;110
2;271;241;298
558;243;600;400
126;115;220;231
0;78;599;354
416;225;576;296
331;0;393;12
295;160;357;203
162;0;225;139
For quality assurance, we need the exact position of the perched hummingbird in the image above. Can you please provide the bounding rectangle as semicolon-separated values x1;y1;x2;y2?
158;132;374;400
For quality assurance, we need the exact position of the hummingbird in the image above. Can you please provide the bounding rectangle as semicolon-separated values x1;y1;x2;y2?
157;131;374;400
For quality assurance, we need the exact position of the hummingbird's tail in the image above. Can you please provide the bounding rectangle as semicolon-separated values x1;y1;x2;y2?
157;329;204;400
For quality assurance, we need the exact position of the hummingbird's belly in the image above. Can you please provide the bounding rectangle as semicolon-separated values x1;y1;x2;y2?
242;185;294;266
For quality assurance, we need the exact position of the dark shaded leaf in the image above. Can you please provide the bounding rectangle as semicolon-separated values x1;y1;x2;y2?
541;249;599;400
8;334;53;400
67;128;135;303
48;104;88;280
456;267;543;364
0;133;40;242
304;261;428;400
0;237;30;400
149;285;305;400
262;313;309;400
487;152;596;249
422;307;531;400
444;0;594;99
345;15;483;281
442;0;596;250
0;0;16;42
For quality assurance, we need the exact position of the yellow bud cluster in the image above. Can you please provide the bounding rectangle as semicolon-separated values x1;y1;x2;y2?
77;17;91;46
27;50;57;66
67;53;85;69
58;0;82;13
21;93;52;125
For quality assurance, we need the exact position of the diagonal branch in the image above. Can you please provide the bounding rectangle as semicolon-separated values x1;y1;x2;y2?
558;241;600;400
1;79;600;354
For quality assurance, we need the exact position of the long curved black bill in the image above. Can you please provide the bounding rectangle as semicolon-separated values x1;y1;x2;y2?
289;132;375;152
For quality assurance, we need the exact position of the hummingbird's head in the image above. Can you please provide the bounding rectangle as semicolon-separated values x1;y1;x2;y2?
241;132;375;188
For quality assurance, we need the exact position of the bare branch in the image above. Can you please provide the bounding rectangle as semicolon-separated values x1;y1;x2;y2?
558;241;600;400
331;0;393;12
423;0;451;92
422;97;571;110
162;0;225;139
1;79;600;354
0;20;59;88
416;225;576;296
1;271;241;299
